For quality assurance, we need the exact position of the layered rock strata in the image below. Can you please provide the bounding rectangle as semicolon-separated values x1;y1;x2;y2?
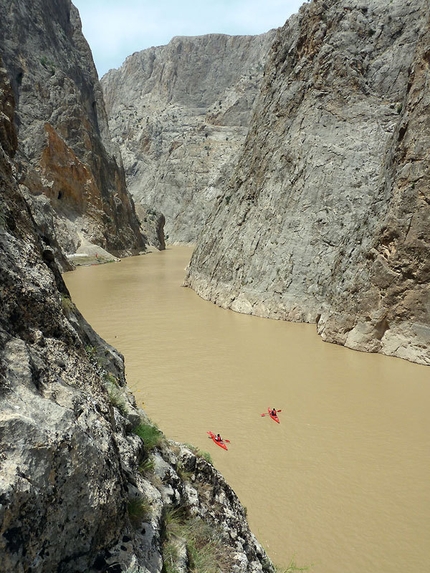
185;0;430;365
0;0;145;263
101;32;276;243
0;51;273;573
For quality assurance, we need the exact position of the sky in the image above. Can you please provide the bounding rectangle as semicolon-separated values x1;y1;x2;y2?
72;0;306;78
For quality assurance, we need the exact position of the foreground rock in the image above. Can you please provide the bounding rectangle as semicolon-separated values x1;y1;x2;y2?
0;19;274;572
185;0;430;365
102;32;275;243
0;0;145;266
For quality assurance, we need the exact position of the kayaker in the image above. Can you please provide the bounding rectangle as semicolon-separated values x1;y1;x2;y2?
216;433;222;442
271;408;277;417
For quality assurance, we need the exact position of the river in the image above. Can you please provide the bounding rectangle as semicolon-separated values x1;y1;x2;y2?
64;246;430;573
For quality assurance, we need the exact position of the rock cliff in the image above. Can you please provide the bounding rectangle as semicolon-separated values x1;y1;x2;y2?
185;0;430;365
101;32;275;243
0;0;145;264
0;2;275;571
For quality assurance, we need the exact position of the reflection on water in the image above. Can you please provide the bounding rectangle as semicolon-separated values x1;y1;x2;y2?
64;246;430;573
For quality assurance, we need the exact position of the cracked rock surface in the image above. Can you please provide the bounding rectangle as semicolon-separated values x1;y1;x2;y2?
185;0;430;365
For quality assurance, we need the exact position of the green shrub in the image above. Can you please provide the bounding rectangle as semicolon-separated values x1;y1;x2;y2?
198;450;213;464
161;508;234;573
139;456;155;475
106;382;128;416
162;537;181;573
40;56;55;74
133;422;164;450
127;498;151;526
104;372;118;386
85;345;97;358
182;443;212;464
60;294;75;314
184;443;198;454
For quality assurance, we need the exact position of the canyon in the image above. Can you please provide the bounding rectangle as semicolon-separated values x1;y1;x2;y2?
101;32;276;244
103;0;430;365
0;1;275;571
184;0;430;365
1;0;430;571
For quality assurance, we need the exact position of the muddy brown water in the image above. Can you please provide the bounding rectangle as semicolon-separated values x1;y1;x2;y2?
64;246;430;573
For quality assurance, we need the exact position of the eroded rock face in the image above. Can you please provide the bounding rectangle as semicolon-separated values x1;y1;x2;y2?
135;204;166;251
1;55;128;571
185;0;430;365
0;0;145;261
101;32;275;243
0;42;273;573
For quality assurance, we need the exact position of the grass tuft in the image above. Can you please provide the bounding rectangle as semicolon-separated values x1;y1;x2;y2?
60;294;75;314
197;450;213;464
139;456;155;475
161;507;234;573
127;497;151;527
133;422;164;450
106;380;128;416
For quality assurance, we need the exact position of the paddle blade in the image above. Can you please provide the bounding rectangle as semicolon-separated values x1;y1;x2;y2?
261;413;266;417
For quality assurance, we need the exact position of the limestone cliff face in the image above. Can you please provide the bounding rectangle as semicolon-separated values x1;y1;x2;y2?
0;56;273;573
0;0;145;261
185;0;430;365
101;33;275;244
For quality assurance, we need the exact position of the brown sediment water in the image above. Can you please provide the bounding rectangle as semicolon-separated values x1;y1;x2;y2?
64;246;430;573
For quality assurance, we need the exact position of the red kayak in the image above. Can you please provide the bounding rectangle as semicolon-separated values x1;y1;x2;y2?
207;431;228;450
268;407;280;424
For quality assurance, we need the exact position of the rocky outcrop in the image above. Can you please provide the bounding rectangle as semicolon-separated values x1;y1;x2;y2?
185;0;430;365
0;0;145;264
0;47;273;573
135;204;166;251
101;32;276;243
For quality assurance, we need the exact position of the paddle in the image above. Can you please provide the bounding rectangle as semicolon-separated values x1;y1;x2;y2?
261;409;282;417
207;431;230;443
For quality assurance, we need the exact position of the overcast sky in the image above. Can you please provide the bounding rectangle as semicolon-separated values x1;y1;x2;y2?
72;0;306;78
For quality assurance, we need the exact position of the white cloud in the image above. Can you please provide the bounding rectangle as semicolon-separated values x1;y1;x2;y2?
73;0;305;77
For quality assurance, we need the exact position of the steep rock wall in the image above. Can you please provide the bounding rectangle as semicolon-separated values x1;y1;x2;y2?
0;54;274;573
185;0;430;365
101;33;275;244
0;0;145;261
